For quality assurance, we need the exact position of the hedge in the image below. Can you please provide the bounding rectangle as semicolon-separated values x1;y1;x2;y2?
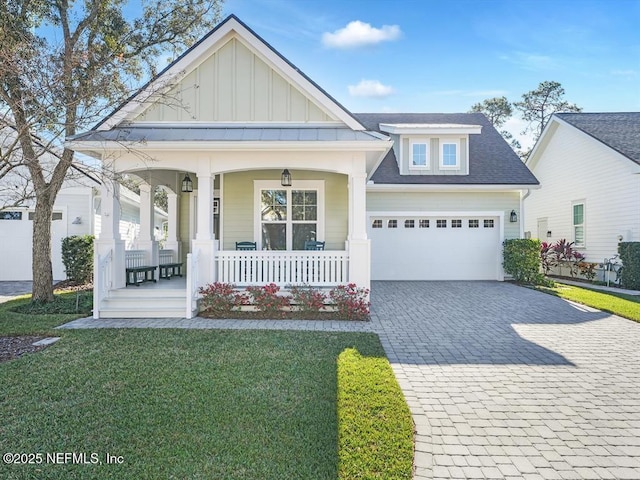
503;238;545;284
61;235;94;284
619;242;640;289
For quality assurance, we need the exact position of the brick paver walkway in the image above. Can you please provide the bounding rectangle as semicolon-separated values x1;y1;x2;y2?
58;281;640;479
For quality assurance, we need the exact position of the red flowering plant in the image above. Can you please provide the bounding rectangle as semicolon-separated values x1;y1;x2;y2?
328;283;370;321
246;283;290;318
289;285;327;317
198;282;249;317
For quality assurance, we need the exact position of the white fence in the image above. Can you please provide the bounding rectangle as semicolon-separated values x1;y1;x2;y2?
216;250;349;286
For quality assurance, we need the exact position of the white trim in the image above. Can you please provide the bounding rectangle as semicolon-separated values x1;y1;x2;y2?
253;180;325;250
366;184;540;192
98;17;365;131
572;200;586;248
66;140;390;152
379;123;482;135
409;140;430;170
440;139;460;170
127;121;346;128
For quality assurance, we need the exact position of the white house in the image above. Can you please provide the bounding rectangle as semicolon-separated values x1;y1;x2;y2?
67;15;539;319
524;113;640;265
0;126;167;281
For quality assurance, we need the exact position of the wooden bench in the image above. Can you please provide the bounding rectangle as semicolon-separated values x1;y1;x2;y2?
159;262;183;279
125;266;157;286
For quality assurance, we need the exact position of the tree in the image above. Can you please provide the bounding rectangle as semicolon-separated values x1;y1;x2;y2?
470;96;521;151
0;0;223;302
470;96;512;129
514;80;582;145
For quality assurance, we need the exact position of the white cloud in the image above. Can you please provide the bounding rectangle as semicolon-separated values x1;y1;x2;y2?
348;80;395;98
322;21;401;49
611;69;638;78
499;52;557;71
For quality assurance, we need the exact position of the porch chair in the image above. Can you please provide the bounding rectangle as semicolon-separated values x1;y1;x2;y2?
235;241;257;251
304;240;325;251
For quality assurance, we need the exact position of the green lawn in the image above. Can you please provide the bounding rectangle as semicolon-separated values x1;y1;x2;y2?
0;299;413;479
538;282;640;322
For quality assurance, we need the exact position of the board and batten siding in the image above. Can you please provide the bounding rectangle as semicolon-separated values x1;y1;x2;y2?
367;191;521;239
136;36;337;124
222;170;348;250
524;122;640;263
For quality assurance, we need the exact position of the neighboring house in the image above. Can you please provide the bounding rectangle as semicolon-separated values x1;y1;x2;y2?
524;113;640;266
67;15;538;318
0;127;167;281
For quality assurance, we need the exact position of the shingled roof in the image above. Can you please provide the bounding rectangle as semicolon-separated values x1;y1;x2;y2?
555;112;640;166
355;113;539;185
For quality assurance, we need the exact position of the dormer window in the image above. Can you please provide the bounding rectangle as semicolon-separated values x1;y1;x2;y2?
440;141;459;169
411;141;429;169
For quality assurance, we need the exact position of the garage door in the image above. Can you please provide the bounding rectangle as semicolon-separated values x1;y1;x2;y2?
369;215;501;280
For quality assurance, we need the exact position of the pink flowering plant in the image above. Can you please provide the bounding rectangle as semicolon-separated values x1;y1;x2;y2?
198;282;248;316
246;283;290;318
289;285;327;317
328;283;370;321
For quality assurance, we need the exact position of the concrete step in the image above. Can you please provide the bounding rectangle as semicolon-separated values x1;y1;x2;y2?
108;288;186;299
96;306;187;319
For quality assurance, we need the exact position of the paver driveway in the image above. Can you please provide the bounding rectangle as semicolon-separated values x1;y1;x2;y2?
371;281;640;480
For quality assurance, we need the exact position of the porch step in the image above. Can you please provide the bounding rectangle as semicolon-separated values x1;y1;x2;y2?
98;288;188;318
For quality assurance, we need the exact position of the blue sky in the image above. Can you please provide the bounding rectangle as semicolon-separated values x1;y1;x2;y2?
222;0;640;148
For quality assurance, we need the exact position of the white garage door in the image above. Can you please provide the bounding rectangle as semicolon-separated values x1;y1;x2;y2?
369;215;501;280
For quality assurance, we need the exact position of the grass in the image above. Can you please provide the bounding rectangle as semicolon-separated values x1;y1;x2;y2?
0;325;414;479
338;348;414;479
0;291;91;336
538;282;640;322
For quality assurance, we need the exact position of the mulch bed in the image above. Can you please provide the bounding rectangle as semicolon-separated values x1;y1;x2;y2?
0;336;47;363
199;310;369;321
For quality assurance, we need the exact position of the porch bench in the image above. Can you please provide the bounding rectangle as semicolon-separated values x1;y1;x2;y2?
159;262;183;279
125;266;157;286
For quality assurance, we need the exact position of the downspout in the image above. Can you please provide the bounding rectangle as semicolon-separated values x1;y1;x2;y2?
520;189;531;238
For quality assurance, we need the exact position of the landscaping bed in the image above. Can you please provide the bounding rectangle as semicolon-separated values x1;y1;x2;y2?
0;335;47;363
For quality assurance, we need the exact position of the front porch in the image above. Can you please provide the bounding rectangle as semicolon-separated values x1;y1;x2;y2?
92;165;369;319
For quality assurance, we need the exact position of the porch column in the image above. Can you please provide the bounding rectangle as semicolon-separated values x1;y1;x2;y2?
191;172;216;285
96;177;125;290
137;183;159;270
347;170;371;290
164;192;180;256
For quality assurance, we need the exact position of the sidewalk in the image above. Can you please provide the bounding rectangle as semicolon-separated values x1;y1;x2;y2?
554;278;640;296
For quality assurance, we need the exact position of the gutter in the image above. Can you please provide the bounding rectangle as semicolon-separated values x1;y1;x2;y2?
520;189;532;238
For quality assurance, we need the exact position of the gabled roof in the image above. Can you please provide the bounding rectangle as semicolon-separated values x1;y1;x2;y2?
92;14;365;132
356;113;539;185
554;113;640;166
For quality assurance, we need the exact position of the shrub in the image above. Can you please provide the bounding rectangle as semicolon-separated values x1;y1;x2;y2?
503;238;544;284
199;282;248;316
246;283;290;318
329;283;370;321
289;285;326;315
578;262;598;281
61;235;94;284
619;242;640;289
550;239;585;277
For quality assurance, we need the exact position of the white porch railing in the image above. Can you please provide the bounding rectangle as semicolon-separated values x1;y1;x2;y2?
125;250;148;268
93;249;113;319
159;249;175;264
216;250;349;286
186;249;200;318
